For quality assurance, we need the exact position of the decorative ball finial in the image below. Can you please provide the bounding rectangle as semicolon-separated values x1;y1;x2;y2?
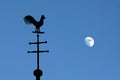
33;69;43;80
34;69;43;77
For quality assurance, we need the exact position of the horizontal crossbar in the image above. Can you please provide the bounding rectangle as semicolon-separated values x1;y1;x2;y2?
28;50;49;53
29;41;47;45
32;31;45;34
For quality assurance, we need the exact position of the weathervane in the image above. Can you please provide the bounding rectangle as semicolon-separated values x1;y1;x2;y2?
24;15;49;80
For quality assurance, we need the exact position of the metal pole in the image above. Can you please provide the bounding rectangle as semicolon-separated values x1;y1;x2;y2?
37;33;40;69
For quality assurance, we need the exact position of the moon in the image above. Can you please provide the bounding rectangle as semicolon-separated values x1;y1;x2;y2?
84;36;94;47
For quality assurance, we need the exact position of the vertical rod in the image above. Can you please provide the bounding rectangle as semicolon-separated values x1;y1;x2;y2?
37;33;39;69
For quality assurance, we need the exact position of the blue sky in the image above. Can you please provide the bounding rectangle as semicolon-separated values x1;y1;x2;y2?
0;0;120;80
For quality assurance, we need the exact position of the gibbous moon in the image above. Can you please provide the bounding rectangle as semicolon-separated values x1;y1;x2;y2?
84;36;94;47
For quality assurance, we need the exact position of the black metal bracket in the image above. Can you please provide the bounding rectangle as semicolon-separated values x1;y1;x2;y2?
29;41;47;45
28;50;49;53
32;31;45;34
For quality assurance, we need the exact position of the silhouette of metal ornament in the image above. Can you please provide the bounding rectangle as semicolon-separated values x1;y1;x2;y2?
24;15;49;80
24;15;45;32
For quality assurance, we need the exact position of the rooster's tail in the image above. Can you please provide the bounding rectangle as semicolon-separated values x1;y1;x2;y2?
24;15;35;24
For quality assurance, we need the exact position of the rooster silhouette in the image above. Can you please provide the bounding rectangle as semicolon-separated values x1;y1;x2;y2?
24;15;45;32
